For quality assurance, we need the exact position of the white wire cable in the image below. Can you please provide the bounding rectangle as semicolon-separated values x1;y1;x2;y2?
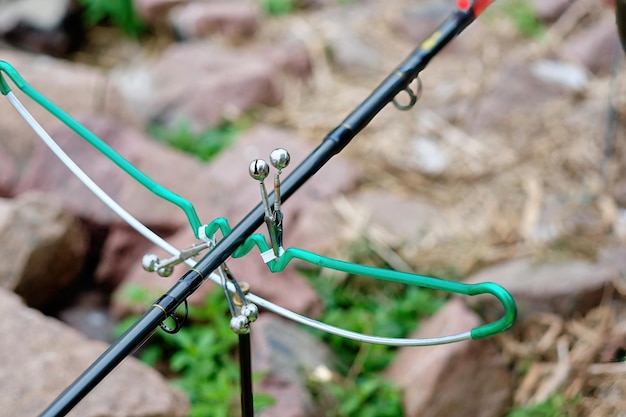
5;91;471;346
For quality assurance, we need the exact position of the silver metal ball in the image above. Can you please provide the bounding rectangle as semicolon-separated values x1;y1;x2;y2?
269;148;290;170
230;315;250;334
241;303;259;322
249;159;270;181
141;253;159;272
157;265;174;278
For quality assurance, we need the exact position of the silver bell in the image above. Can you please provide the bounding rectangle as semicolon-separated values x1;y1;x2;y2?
249;159;270;181
142;253;159;272
157;265;174;278
269;148;290;171
230;315;250;335
241;303;259;322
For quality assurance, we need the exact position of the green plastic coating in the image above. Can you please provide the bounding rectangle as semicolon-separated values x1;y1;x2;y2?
202;219;517;339
0;73;10;95
0;61;203;238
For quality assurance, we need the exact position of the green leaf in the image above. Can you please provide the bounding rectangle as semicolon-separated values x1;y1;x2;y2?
79;0;146;37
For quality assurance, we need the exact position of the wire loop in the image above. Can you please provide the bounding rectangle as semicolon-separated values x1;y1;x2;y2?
392;77;423;111
159;300;188;334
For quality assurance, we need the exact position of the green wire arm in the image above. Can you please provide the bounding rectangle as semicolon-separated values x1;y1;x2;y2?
203;219;517;340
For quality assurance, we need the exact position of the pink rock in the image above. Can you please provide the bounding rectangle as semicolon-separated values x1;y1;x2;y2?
252;314;336;417
0;146;18;196
169;1;260;40
0;192;88;309
386;300;512;417
559;13;619;75
464;258;618;320
134;0;187;24
0;288;189;417
532;0;571;22
113;41;310;132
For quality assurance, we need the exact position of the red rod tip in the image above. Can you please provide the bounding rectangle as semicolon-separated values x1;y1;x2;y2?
457;0;493;16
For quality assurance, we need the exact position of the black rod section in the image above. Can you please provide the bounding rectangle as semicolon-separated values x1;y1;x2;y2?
239;334;254;417
39;8;476;417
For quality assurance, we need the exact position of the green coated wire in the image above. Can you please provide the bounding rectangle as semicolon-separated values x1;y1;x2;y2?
202;219;517;339
0;61;203;238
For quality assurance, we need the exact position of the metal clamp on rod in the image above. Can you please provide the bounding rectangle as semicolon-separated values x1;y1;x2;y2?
248;148;291;261
142;241;213;277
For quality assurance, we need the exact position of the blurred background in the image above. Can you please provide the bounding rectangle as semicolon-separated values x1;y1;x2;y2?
0;0;624;416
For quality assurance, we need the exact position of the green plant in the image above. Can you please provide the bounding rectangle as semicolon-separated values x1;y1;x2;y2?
310;374;403;417
148;119;245;162
301;265;444;415
506;394;580;417
116;286;274;416
305;268;444;373
79;0;146;37
259;0;297;16
498;0;545;38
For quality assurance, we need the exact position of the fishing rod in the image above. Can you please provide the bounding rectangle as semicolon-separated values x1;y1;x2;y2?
9;1;496;415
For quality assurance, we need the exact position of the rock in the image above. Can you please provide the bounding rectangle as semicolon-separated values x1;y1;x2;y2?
111;41;310;131
327;26;383;75
0;287;189;417
93;224;167;289
558;13;619;75
263;38;312;79
0;0;84;57
252;314;336;417
598;246;626;279
522;192;608;244
467;61;566;133
530;60;589;93
346;189;442;247
0;49;141;195
531;0;571;22
0;145;18;197
408;136;451;176
134;0;187;24
0;0;71;32
0;192;88;309
463;258;618;320
58;291;117;342
386;300;512;417
168;1;260;41
392;2;456;44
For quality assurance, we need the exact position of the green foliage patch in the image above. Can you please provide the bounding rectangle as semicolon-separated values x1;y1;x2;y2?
506;394;580;417
79;0;146;37
301;265;445;415
497;0;546;38
259;0;297;16
116;286;274;416
148;118;246;163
